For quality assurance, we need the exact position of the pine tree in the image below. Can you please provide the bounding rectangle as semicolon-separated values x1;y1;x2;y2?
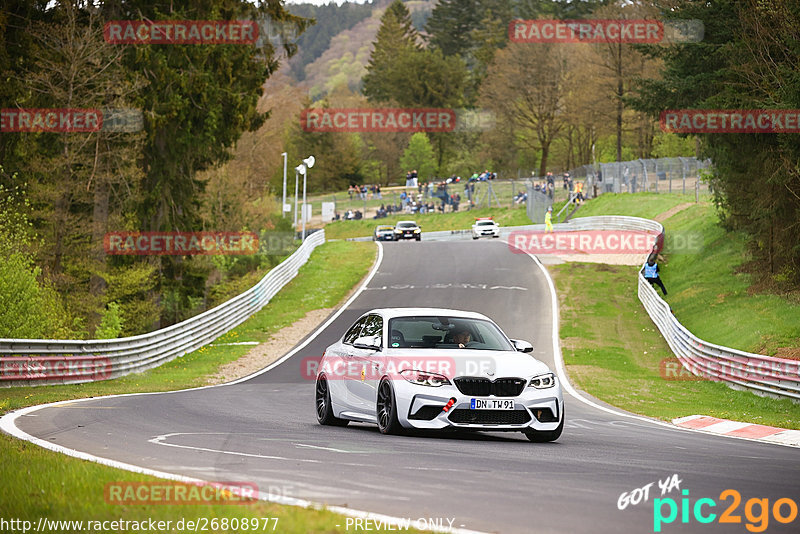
362;0;420;103
425;0;484;59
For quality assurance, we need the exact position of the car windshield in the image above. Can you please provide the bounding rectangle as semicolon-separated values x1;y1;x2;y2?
397;222;417;228
387;316;514;351
477;221;494;226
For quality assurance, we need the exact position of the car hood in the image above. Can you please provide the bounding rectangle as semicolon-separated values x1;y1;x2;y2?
384;349;552;380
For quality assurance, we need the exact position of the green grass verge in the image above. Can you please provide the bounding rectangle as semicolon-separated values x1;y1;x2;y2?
552;191;800;428
572;192;710;219
551;262;800;429
1;433;375;533
1;240;395;532
661;203;800;356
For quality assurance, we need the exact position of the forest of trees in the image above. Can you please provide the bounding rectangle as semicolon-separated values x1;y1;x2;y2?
1;0;797;341
280;0;798;286
0;0;309;338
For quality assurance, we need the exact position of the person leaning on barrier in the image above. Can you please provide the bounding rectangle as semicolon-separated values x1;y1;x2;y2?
641;255;668;296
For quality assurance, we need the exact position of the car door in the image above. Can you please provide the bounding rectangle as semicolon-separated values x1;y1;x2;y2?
347;313;384;415
335;316;368;412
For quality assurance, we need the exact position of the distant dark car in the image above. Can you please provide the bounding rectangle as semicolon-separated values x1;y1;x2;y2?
394;220;421;241
373;225;395;241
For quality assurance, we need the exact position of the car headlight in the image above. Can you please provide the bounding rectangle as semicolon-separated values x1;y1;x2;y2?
528;372;556;389
399;369;451;387
413;228;420;233
394;229;402;233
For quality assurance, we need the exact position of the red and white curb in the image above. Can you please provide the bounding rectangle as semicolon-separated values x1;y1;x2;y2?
673;415;800;447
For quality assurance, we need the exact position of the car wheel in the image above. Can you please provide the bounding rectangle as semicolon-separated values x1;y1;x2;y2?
472;236;478;240
523;409;564;442
376;378;403;435
492;234;500;238
315;375;349;426
415;236;421;241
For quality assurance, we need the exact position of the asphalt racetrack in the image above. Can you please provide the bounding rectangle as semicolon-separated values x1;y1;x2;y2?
13;241;800;533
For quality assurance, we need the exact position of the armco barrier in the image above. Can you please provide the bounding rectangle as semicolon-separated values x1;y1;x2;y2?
0;231;326;387
564;217;798;400
638;276;800;400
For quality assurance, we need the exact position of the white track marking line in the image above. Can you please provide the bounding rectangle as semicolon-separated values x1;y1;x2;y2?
294;443;356;453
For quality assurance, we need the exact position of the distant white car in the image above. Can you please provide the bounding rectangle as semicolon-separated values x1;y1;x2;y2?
472;218;500;239
394;220;421;241
314;308;564;442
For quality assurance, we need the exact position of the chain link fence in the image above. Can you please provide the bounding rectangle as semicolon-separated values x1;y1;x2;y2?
567;157;712;197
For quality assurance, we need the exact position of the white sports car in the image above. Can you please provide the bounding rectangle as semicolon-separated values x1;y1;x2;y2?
472;218;500;239
314;308;564;442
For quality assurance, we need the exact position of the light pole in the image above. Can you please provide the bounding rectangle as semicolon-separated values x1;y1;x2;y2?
281;152;287;218
293;166;301;229
300;156;315;241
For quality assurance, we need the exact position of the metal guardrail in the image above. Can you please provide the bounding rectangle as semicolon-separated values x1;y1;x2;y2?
638;277;800;401
0;231;326;387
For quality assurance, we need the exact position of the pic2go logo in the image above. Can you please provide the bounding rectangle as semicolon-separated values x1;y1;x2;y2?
654;489;798;532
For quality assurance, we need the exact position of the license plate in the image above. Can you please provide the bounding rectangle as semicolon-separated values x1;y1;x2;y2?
470;399;514;410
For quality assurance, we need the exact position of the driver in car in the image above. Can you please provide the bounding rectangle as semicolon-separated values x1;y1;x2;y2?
453;330;471;348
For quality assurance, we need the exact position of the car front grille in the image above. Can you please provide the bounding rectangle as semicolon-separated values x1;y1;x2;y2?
448;409;531;425
454;377;526;397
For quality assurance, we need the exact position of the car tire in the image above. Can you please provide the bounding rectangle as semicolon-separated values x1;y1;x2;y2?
415;236;421;241
472;236;478;240
523;409;564;442
492;234;500;238
315;375;349;426
376;378;403;435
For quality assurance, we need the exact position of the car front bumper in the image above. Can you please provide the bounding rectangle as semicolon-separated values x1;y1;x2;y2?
394;380;564;432
395;232;420;240
473;230;500;238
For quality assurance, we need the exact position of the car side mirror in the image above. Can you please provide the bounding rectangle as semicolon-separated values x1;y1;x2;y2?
511;339;533;353
353;336;381;351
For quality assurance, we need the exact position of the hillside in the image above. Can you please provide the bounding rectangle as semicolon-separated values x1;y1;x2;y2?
292;0;435;99
285;1;375;82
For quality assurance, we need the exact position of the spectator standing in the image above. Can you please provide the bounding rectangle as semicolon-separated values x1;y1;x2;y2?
575;181;585;203
544;206;553;233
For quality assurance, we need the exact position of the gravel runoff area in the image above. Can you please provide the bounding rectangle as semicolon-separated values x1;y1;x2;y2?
205;307;335;385
205;255;376;385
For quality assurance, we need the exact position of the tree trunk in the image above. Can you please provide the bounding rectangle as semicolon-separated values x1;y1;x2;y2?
539;141;551;178
90;173;109;297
